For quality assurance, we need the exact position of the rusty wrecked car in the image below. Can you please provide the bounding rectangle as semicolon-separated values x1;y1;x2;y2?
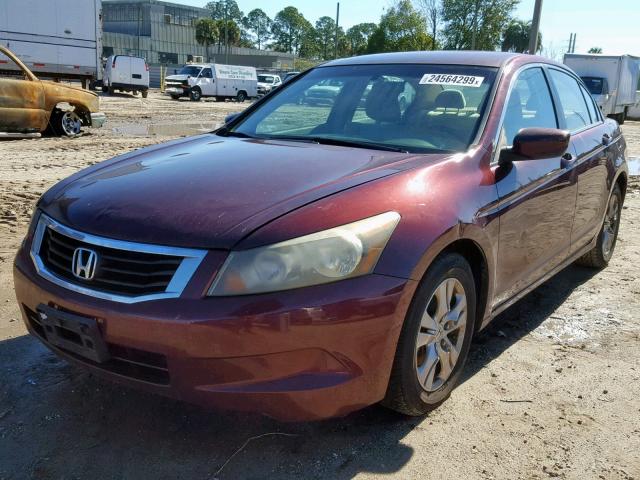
0;45;105;137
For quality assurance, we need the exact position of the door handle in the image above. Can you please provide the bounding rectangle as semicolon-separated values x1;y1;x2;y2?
602;133;611;145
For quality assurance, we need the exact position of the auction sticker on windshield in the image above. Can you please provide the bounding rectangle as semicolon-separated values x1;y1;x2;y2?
419;74;484;87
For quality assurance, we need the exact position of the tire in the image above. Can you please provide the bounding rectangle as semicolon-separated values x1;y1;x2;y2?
190;88;202;102
51;110;82;137
170;94;180;100
141;90;148;99
383;253;476;416
108;86;115;95
236;91;247;103
101;85;108;93
575;184;623;268
618;111;626;125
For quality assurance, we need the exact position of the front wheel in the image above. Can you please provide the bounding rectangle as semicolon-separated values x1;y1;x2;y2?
383;253;476;416
141;90;148;99
52;110;83;137
190;88;202;102
576;184;623;268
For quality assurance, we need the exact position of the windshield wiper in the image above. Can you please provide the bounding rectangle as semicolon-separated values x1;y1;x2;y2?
265;135;409;153
217;129;254;139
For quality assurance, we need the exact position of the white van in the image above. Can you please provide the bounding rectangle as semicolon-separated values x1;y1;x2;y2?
165;63;257;102
103;55;150;98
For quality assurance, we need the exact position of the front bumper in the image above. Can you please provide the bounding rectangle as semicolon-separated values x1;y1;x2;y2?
14;244;415;421
90;112;106;128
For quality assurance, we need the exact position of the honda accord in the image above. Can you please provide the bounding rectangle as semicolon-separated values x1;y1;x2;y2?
14;52;628;421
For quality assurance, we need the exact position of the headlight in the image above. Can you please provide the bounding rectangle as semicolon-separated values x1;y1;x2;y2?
208;211;401;296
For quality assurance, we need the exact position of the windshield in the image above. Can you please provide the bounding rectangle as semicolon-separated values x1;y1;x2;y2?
581;76;605;95
258;75;274;83
178;66;202;76
226;64;498;153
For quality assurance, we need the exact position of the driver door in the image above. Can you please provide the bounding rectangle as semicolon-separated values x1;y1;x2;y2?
0;48;46;132
492;66;577;308
198;67;214;96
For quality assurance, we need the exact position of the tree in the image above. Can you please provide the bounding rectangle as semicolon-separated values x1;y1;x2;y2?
415;0;442;50
216;19;240;46
315;16;337;60
501;19;542;53
243;9;272;50
205;0;243;22
367;0;434;53
345;23;377;56
271;6;313;55
588;46;603;54
441;0;519;51
195;18;219;60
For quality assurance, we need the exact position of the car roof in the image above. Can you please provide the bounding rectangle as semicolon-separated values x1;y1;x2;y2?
323;51;557;69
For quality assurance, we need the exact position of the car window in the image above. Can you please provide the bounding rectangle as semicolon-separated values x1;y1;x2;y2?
501;67;558;146
580;84;599;124
230;64;498;154
178;66;202;76
0;51;29;80
549;69;591;131
201;68;213;79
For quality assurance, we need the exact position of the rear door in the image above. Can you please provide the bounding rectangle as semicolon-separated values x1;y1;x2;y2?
546;68;613;255
0;49;46;132
492;66;577;307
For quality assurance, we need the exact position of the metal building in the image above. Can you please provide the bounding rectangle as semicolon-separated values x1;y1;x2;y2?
102;0;295;69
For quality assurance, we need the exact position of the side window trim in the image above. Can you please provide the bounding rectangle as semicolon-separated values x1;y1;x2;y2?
491;64;558;165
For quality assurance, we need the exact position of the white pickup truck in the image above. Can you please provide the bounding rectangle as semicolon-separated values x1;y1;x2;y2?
165;63;258;102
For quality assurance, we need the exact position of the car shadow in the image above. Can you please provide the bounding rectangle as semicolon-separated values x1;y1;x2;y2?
0;264;598;479
462;264;600;385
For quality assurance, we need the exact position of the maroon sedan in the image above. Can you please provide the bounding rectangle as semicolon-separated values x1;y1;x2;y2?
14;52;628;421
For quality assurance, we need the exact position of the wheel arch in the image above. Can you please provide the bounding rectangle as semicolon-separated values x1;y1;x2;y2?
428;238;491;333
615;170;627;202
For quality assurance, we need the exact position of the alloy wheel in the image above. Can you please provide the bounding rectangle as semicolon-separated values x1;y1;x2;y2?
60;111;82;136
602;192;620;258
415;278;467;392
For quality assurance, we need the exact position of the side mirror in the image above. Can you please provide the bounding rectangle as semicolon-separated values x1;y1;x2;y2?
499;127;570;165
224;112;241;124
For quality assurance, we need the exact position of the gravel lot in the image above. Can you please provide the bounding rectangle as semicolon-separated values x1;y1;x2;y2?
0;91;639;480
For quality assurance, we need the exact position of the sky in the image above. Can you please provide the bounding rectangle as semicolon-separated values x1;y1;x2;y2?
179;0;640;57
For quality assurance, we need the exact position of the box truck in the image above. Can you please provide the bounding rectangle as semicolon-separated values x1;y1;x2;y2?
563;53;640;124
165;63;258;102
0;0;102;88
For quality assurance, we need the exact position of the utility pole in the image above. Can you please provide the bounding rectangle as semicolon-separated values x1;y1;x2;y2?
334;2;340;59
567;33;574;53
528;0;543;54
470;0;479;49
224;0;229;64
572;33;577;53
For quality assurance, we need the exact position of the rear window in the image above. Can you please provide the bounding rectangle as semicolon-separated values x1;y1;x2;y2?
228;64;498;153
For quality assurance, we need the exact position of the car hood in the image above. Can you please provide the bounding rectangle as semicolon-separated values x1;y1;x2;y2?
39;134;441;249
165;74;189;82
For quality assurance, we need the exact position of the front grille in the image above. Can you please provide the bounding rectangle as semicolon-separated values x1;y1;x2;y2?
39;226;183;296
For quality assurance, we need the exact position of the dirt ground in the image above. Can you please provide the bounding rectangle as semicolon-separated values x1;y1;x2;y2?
0;91;639;480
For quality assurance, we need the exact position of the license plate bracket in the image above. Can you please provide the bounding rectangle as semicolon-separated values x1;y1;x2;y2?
37;304;110;363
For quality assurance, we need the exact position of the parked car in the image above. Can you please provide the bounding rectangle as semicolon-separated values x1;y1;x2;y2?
564;53;640;124
102;55;149;98
165;63;257;102
257;73;282;95
0;45;105;137
283;71;300;82
302;78;344;105
14;52;628;421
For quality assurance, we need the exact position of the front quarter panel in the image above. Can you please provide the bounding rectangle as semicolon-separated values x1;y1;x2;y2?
237;147;500;324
